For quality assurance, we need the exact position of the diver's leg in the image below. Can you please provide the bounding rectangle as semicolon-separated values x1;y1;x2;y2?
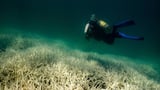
114;19;135;28
117;32;144;40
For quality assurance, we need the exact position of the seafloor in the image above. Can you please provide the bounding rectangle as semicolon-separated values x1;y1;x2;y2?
0;31;160;90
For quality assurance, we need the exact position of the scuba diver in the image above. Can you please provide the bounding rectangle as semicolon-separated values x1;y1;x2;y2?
84;14;144;44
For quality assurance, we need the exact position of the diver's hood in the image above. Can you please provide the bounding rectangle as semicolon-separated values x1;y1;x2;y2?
90;14;96;21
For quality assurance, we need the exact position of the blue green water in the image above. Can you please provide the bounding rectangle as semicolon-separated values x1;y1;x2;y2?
0;0;160;79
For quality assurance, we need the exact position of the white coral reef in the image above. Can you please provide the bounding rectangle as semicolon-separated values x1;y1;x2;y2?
0;33;159;90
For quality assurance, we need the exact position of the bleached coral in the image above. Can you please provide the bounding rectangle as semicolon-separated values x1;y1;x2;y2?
0;33;159;90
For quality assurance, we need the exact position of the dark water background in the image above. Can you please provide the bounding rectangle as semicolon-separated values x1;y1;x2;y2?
0;0;160;65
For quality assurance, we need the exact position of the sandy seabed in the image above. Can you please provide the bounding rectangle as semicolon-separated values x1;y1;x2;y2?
0;33;160;90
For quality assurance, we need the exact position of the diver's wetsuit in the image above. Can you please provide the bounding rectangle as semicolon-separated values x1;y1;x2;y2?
85;15;144;44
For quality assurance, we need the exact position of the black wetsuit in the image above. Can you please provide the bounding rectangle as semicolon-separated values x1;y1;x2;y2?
85;19;144;44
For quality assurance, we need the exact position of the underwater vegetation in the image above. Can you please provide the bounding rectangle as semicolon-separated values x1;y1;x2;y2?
0;32;160;90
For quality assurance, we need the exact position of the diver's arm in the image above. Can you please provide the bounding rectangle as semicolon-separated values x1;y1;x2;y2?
118;32;144;40
85;34;90;40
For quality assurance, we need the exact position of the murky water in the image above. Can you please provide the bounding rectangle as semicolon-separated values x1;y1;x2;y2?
0;0;160;87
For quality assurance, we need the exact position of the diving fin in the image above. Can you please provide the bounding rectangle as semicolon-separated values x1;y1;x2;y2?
114;19;135;28
118;32;144;40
